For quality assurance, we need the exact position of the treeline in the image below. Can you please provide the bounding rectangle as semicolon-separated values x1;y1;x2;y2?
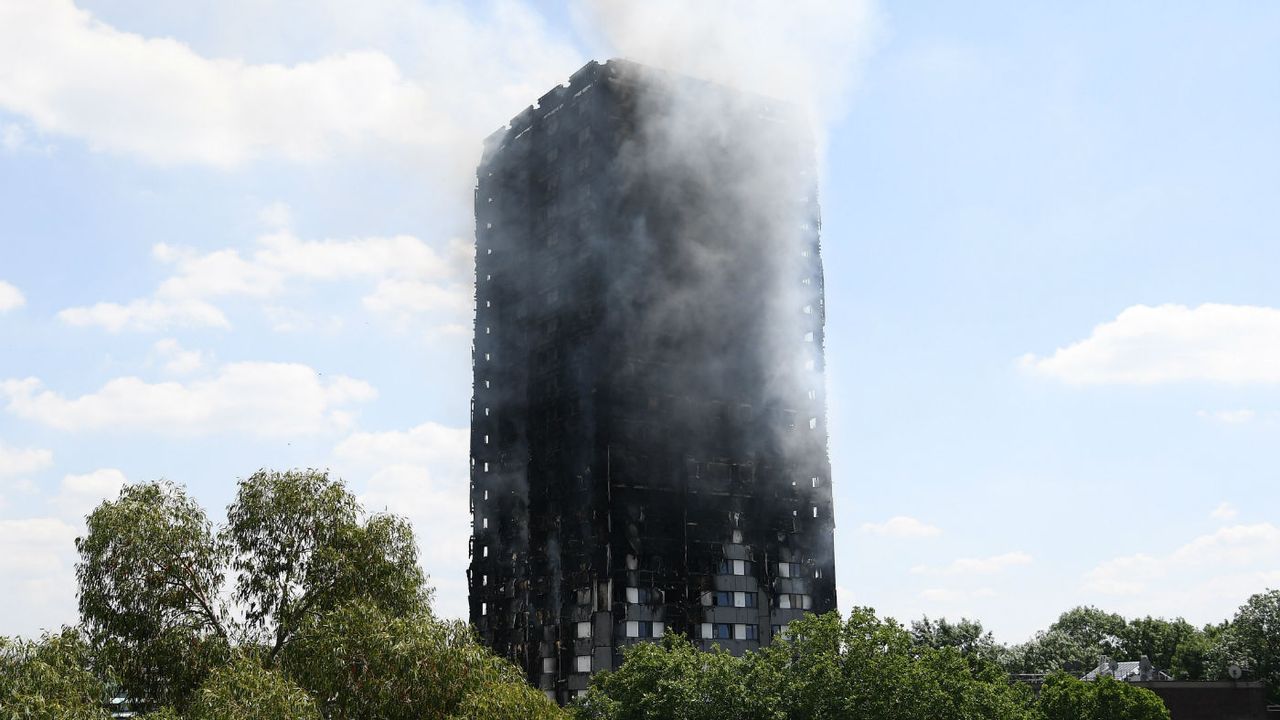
1;470;1275;719
914;594;1279;685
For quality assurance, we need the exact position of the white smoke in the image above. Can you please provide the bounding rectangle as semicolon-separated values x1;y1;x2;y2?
575;0;883;134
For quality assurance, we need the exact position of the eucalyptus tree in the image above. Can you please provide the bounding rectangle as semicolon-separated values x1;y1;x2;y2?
75;470;428;710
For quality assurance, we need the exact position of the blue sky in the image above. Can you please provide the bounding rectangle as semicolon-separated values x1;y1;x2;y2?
1;0;1277;643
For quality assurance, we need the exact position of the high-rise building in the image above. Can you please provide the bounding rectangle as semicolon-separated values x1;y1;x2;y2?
468;59;835;702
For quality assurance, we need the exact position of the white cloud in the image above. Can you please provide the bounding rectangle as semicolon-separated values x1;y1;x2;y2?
1020;303;1280;385
1197;409;1257;425
1084;523;1280;598
1210;501;1239;521
0;362;375;436
57;298;229;332
152;338;206;375
334;421;470;619
0;517;80;635
257;201;293;230
0;0;578;168
334;421;467;468
52;468;127;519
0;280;25;312
60;231;473;332
0;444;53;477
859;515;942;538
913;551;1033;576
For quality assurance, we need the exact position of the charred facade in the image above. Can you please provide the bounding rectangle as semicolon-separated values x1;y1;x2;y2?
468;59;835;702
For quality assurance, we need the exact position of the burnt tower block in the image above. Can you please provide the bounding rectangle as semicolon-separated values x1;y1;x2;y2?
468;59;835;703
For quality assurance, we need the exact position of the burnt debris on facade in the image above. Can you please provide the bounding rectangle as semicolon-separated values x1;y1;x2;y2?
468;59;836;703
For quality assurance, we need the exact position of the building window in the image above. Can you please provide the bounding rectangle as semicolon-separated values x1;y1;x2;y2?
731;529;743;544
733;624;758;641
575;655;591;673
777;593;813;610
702;623;732;640
625;587;654;604
626;620;664;638
576;621;591;639
542;657;556;674
717;559;751;576
777;562;801;578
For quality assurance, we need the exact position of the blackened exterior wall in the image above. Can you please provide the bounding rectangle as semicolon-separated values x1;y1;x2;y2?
468;59;836;703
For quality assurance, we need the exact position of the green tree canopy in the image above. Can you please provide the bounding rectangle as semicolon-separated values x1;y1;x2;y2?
1117;616;1203;678
0;628;110;720
911;615;1002;665
1215;589;1280;701
188;654;319;720
576;609;1036;720
281;600;563;720
1037;673;1169;720
75;470;430;711
75;480;232;709
225;470;429;660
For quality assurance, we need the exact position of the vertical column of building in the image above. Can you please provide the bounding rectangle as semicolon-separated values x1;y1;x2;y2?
762;160;836;640
470;120;535;672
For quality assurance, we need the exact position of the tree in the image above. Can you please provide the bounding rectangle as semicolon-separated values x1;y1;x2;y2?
225;470;429;661
1215;589;1280;702
576;610;1036;720
75;481;232;709
1037;673;1169;720
282;600;564;720
0;628;111;720
75;470;431;710
188;654;320;720
1117;616;1202;678
1002;606;1127;674
575;634;760;720
911;616;1003;665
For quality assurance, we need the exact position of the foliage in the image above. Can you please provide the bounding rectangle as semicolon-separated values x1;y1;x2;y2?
1002;605;1218;681
188;654;319;720
0;628;111;720
575;634;759;720
1215;589;1280;701
75;480;232;709
1117;616;1201;677
576;609;1036;720
911;615;1002;665
282;600;564;720
1037;673;1169;720
74;471;430;710
225;470;430;660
